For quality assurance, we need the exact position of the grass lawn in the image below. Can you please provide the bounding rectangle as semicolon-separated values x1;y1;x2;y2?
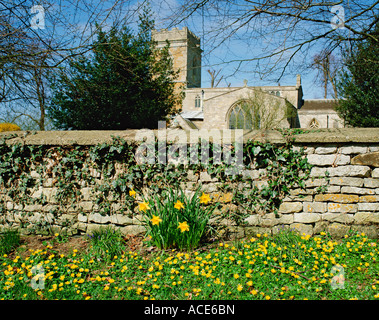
0;228;378;300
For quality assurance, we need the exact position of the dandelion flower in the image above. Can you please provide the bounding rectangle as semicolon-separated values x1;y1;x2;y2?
174;200;185;210
178;221;190;233
150;215;162;226
129;189;136;197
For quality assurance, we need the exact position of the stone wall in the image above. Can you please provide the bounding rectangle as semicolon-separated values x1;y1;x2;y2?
0;128;378;239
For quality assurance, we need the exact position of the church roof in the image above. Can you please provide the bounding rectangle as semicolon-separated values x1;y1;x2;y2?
300;99;339;111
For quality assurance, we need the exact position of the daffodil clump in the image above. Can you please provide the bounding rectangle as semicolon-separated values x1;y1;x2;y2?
0;230;378;300
137;188;215;251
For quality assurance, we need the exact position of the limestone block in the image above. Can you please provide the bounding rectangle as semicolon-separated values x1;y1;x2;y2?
372;168;379;178
283;195;313;202
357;203;379;212
340;187;375;195
241;170;261;180
305;179;325;188
81;188;93;201
200;171;218;182
303;202;327;213
278;202;303;213
314;221;329;234
77;213;88;223
354;212;379;224
327;203;358;213
88;212;111;224
120;225;146;236
244;226;272;237
290;223;313;236
86;223;103;234
109;214;134;226
364;178;379;188
294;212;321;223
330;177;364;187
314;194;359;203
351;225;378;239
307;154;350;166
340;146;368;155
327;223;350;238
78;201;93;212
77;222;87;232
359;195;379;203
314;146;337;154
321;213;354;224
245;215;259;226
311;166;371;178
351;152;379;167
326;185;341;193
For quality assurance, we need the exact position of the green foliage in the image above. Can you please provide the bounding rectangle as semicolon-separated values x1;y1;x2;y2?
48;6;182;130
0;229;21;255
86;226;125;262
140;187;216;251
0;231;378;300
0;130;315;235
336;21;379;127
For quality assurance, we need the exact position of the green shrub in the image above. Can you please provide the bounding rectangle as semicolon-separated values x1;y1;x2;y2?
86;226;125;261
138;187;217;251
0;229;21;255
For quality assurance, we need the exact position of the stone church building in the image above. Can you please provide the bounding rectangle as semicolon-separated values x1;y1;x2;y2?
152;27;344;130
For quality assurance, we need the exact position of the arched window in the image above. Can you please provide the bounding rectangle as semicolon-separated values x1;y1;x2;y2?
228;100;260;129
308;118;320;128
195;95;201;108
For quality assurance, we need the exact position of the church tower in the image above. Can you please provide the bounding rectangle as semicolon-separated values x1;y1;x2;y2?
152;27;202;89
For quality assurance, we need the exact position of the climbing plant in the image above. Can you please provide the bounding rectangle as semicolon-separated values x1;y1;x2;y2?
0;130;314;233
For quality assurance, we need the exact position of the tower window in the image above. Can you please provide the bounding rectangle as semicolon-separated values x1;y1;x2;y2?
195;95;201;108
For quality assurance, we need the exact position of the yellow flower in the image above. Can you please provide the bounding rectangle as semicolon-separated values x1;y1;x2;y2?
178;221;190;232
138;201;150;212
150;215;162;226
199;193;211;204
174;200;185;210
237;284;243;292
129;189;136;197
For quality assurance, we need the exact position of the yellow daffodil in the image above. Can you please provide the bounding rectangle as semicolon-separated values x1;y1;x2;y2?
199;193;211;204
129;189;136;197
174;200;185;210
178;221;190;232
150;215;162;226
138;201;150;212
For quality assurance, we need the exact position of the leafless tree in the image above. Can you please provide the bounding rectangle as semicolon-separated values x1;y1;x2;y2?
0;0;146;130
164;0;379;82
207;68;224;87
311;50;341;99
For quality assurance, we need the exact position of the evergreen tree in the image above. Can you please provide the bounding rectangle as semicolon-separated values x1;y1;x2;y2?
336;22;379;127
48;7;182;130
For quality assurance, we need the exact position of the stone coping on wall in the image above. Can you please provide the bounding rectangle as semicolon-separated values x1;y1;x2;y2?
1;128;379;146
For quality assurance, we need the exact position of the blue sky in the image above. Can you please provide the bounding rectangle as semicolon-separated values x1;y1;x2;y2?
147;0;342;99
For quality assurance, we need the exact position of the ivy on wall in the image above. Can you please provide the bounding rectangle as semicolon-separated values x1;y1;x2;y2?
0;131;314;231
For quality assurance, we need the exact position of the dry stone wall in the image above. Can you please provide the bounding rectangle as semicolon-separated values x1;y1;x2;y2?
0;129;378;239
